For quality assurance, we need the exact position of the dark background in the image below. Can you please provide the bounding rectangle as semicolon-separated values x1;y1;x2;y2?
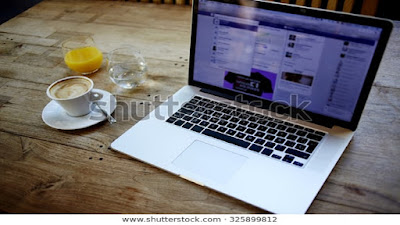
1;0;399;25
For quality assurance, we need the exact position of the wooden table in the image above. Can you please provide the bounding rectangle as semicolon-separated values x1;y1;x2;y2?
0;0;399;214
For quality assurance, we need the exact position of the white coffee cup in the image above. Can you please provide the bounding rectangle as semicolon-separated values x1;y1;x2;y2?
46;76;102;116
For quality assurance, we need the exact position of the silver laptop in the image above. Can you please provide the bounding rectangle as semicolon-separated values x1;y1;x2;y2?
111;0;392;213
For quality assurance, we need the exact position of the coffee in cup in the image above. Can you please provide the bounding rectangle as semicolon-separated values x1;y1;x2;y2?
49;77;92;99
47;76;102;116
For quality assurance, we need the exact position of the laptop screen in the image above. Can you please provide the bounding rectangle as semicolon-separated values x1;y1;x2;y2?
191;0;384;123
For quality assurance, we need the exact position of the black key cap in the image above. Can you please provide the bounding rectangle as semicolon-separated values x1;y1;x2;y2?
277;131;287;137
214;106;223;111
275;145;286;151
183;103;196;109
275;137;285;144
265;141;275;148
297;137;308;143
258;126;268;131
271;154;282;160
245;135;256;142
174;119;184;126
296;130;307;136
276;124;287;130
255;131;265;138
166;117;176;123
192;112;202;118
245;128;256;135
286;127;297;133
286;148;310;159
227;123;237;129
248;123;258;128
267;128;277;134
183;115;192;121
295;144;306;151
189;99;199;104
237;125;246;132
249;144;263;153
307;133;323;141
226;129;236;136
236;132;246;139
172;112;184;118
191;118;201;124
210;117;219;123
255;138;265;145
193;96;202;100
304;128;314;133
265;134;275;140
201;115;210;120
239;120;249;126
208;124;218;130
261;148;273;156
306;141;318;153
179;108;193;115
191;125;204;133
267;122;277;127
230;117;239;123
282;155;295;163
315;131;326;136
217;126;227;133
218;120;228;126
202;129;251;148
182;122;193;129
285;140;296;147
221;114;231;120
287;134;297;140
293;161;304;167
213;112;222;118
199;121;209;127
248;116;257;122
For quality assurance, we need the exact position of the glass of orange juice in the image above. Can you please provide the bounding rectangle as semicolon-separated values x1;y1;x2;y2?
62;36;103;75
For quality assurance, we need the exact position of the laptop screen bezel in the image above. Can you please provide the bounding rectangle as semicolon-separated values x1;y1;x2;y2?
188;0;393;131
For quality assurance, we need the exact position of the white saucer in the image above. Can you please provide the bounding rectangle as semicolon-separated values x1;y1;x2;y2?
42;89;117;130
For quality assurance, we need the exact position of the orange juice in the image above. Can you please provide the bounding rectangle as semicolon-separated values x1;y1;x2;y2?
64;46;103;74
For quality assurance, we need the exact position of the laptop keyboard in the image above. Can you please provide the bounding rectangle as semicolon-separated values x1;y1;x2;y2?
165;96;326;168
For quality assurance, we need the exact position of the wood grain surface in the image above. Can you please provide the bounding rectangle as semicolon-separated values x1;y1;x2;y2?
0;0;399;214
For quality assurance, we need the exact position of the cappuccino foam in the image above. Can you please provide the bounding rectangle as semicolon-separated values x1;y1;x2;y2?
50;77;91;99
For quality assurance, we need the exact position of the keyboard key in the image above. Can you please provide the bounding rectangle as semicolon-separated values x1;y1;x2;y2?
293;161;304;167
261;148;273;156
255;138;265;145
276;124;287;130
267;128;277;134
248;116;257;122
265;134;275;140
257;126;268;131
178;108;193;115
236;132;246;139
192;112;202;118
191;118;201;124
249;144;263;153
295;144;306;151
199;121;209;127
277;131;287;137
182;122;193;129
191;125;204;133
202;129;251;148
217;127;227;133
296;130;307;136
287;134;297;140
230;117;239;123
275;137;285;144
166;117;176;123
239;120;249;126
227;123;237;129
254;131;265;138
275;145;286;151
213;112;222;118
315;131;326;136
172;112;184;118
210;117;219;123
208;124;218;130
183;103;196;109
237;125;246;131
307;133;323;141
297;137;308;143
284;140;296;147
183;115;192;121
286;128;297;133
201;115;210;120
221;114;231;120
226;129;236;136
245;128;256;135
267;122;277;127
271;154;282;160
248;123;258;128
282;155;294;163
174;120;184;126
265;141;275;148
218;120;228;126
245;135;255;142
286;148;310;159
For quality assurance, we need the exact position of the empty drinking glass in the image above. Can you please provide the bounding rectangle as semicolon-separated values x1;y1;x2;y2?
107;45;147;89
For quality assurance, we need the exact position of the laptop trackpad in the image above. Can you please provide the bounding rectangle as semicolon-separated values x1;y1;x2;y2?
172;140;247;184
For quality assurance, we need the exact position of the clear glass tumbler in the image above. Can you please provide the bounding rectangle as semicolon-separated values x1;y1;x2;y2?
107;45;147;89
